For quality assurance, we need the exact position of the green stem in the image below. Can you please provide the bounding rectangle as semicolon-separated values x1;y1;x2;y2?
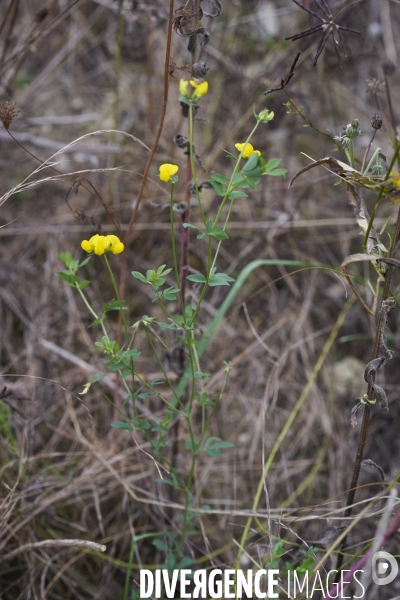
363;143;400;248
211;197;235;272
103;253;130;341
213;122;260;227
76;287;109;341
189;103;207;226
348;140;354;169
363;146;381;176
169;182;184;313
144;329;184;410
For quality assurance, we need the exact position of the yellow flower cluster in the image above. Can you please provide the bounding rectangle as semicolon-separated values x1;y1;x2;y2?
179;79;209;99
159;163;179;182
391;171;400;190
235;143;261;158
81;234;124;255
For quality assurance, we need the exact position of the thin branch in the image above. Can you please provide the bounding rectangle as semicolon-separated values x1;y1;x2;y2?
2;539;107;561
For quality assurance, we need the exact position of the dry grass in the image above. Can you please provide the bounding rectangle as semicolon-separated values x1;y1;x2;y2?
1;0;400;598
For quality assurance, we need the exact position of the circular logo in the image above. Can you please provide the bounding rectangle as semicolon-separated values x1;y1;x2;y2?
372;551;398;586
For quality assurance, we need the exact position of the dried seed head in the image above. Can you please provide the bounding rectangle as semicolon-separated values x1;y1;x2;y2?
371;113;383;130
0;100;20;130
382;60;396;77
192;61;209;78
366;77;385;94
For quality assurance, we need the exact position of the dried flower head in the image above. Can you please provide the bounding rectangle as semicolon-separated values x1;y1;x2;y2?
366;77;385;95
0;100;20;130
371;114;383;130
382;60;396;77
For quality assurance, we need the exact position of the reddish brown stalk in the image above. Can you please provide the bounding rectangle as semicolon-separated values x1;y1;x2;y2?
113;0;175;410
336;196;400;573
119;0;175;299
179;0;201;309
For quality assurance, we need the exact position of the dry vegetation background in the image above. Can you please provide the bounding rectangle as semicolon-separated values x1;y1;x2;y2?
0;0;400;598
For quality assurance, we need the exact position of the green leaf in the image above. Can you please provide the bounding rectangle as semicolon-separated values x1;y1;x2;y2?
183;223;204;234
88;317;103;328
241;153;259;173
223;149;237;160
131;271;148;284
243;167;262;178
266;158;282;171
111;421;133;431
152;538;167;551
195;371;211;379
133;417;151;430
57;251;74;268
91;374;107;383
103;299;125;312
209;180;226;197
204;436;235;457
106;362;126;371
231;173;246;186
209;272;235;287
57;271;78;285
210;173;229;184
185;438;199;452
187;274;207;283
244;176;260;189
228;190;248;200
157;322;180;330
123;348;141;360
267;168;287;178
78;256;91;268
209;227;228;241
296;556;315;575
77;280;91;289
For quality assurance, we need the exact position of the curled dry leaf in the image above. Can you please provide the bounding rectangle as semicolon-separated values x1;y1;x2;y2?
340;253;400;315
200;0;222;18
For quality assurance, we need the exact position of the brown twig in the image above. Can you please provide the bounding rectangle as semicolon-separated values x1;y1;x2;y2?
114;0;175;409
335;179;400;573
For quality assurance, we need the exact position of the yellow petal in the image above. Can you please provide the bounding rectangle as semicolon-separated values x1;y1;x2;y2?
102;236;111;249
179;79;189;97
190;80;208;97
94;242;105;255
234;143;260;158
159;163;179;182
107;234;120;245
81;240;93;253
111;242;124;254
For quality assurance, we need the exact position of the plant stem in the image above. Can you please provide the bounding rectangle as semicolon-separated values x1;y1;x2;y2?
336;200;400;572
104;253;130;340
169;182;185;314
76;287;109;341
363;143;400;248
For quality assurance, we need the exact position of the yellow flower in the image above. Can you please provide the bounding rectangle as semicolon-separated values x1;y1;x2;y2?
159;163;179;182
235;143;261;158
391;171;400;190
190;80;208;97
179;79;189;98
81;234;124;255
